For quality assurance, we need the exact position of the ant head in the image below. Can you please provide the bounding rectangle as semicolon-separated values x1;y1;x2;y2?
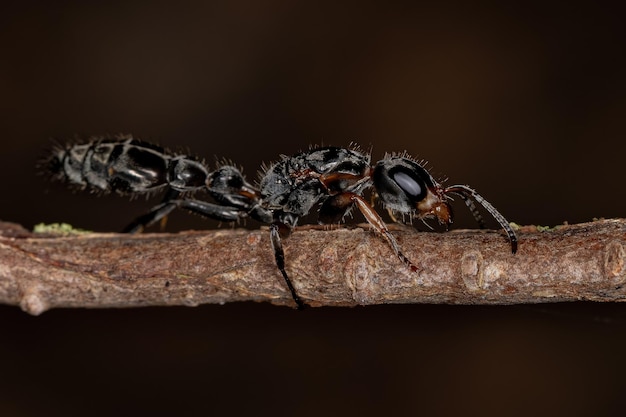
372;156;452;226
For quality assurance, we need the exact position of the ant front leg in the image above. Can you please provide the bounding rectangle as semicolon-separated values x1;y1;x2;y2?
320;192;419;273
269;223;305;310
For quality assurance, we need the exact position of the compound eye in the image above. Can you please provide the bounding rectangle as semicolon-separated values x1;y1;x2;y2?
393;171;423;199
390;167;427;202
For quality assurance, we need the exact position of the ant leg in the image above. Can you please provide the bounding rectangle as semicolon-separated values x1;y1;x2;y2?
318;193;353;224
123;196;246;233
122;189;180;233
123;202;178;233
346;193;419;273
269;223;305;309
176;199;246;221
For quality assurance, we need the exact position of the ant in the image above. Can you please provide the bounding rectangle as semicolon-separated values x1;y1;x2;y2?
45;135;517;309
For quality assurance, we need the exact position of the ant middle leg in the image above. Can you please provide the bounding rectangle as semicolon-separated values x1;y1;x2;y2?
269;223;305;310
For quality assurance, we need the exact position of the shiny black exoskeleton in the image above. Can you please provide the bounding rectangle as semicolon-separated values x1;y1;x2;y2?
45;136;518;309
258;147;372;225
46;135;258;228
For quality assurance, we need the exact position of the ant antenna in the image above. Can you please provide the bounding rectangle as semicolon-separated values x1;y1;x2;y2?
445;185;517;254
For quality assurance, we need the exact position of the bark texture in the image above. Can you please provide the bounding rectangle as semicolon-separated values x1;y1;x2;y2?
1;219;625;315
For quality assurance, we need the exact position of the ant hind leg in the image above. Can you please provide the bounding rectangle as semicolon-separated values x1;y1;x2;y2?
122;189;180;233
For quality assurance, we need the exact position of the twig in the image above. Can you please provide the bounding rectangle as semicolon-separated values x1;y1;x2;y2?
0;219;625;315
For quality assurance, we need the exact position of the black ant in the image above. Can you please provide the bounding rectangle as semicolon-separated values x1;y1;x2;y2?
44;135;517;309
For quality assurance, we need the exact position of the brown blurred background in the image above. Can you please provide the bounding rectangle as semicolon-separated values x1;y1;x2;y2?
1;1;626;416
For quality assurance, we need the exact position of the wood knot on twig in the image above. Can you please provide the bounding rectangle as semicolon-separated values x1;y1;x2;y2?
20;289;48;316
460;250;485;291
604;241;625;284
344;239;380;304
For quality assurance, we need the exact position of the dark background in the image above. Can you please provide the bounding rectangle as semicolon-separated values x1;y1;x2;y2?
2;1;626;416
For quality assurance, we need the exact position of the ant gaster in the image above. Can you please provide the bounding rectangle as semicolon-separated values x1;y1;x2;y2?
45;136;517;309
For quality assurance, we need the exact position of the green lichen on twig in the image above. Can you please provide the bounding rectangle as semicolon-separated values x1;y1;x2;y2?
33;223;92;235
509;222;567;232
